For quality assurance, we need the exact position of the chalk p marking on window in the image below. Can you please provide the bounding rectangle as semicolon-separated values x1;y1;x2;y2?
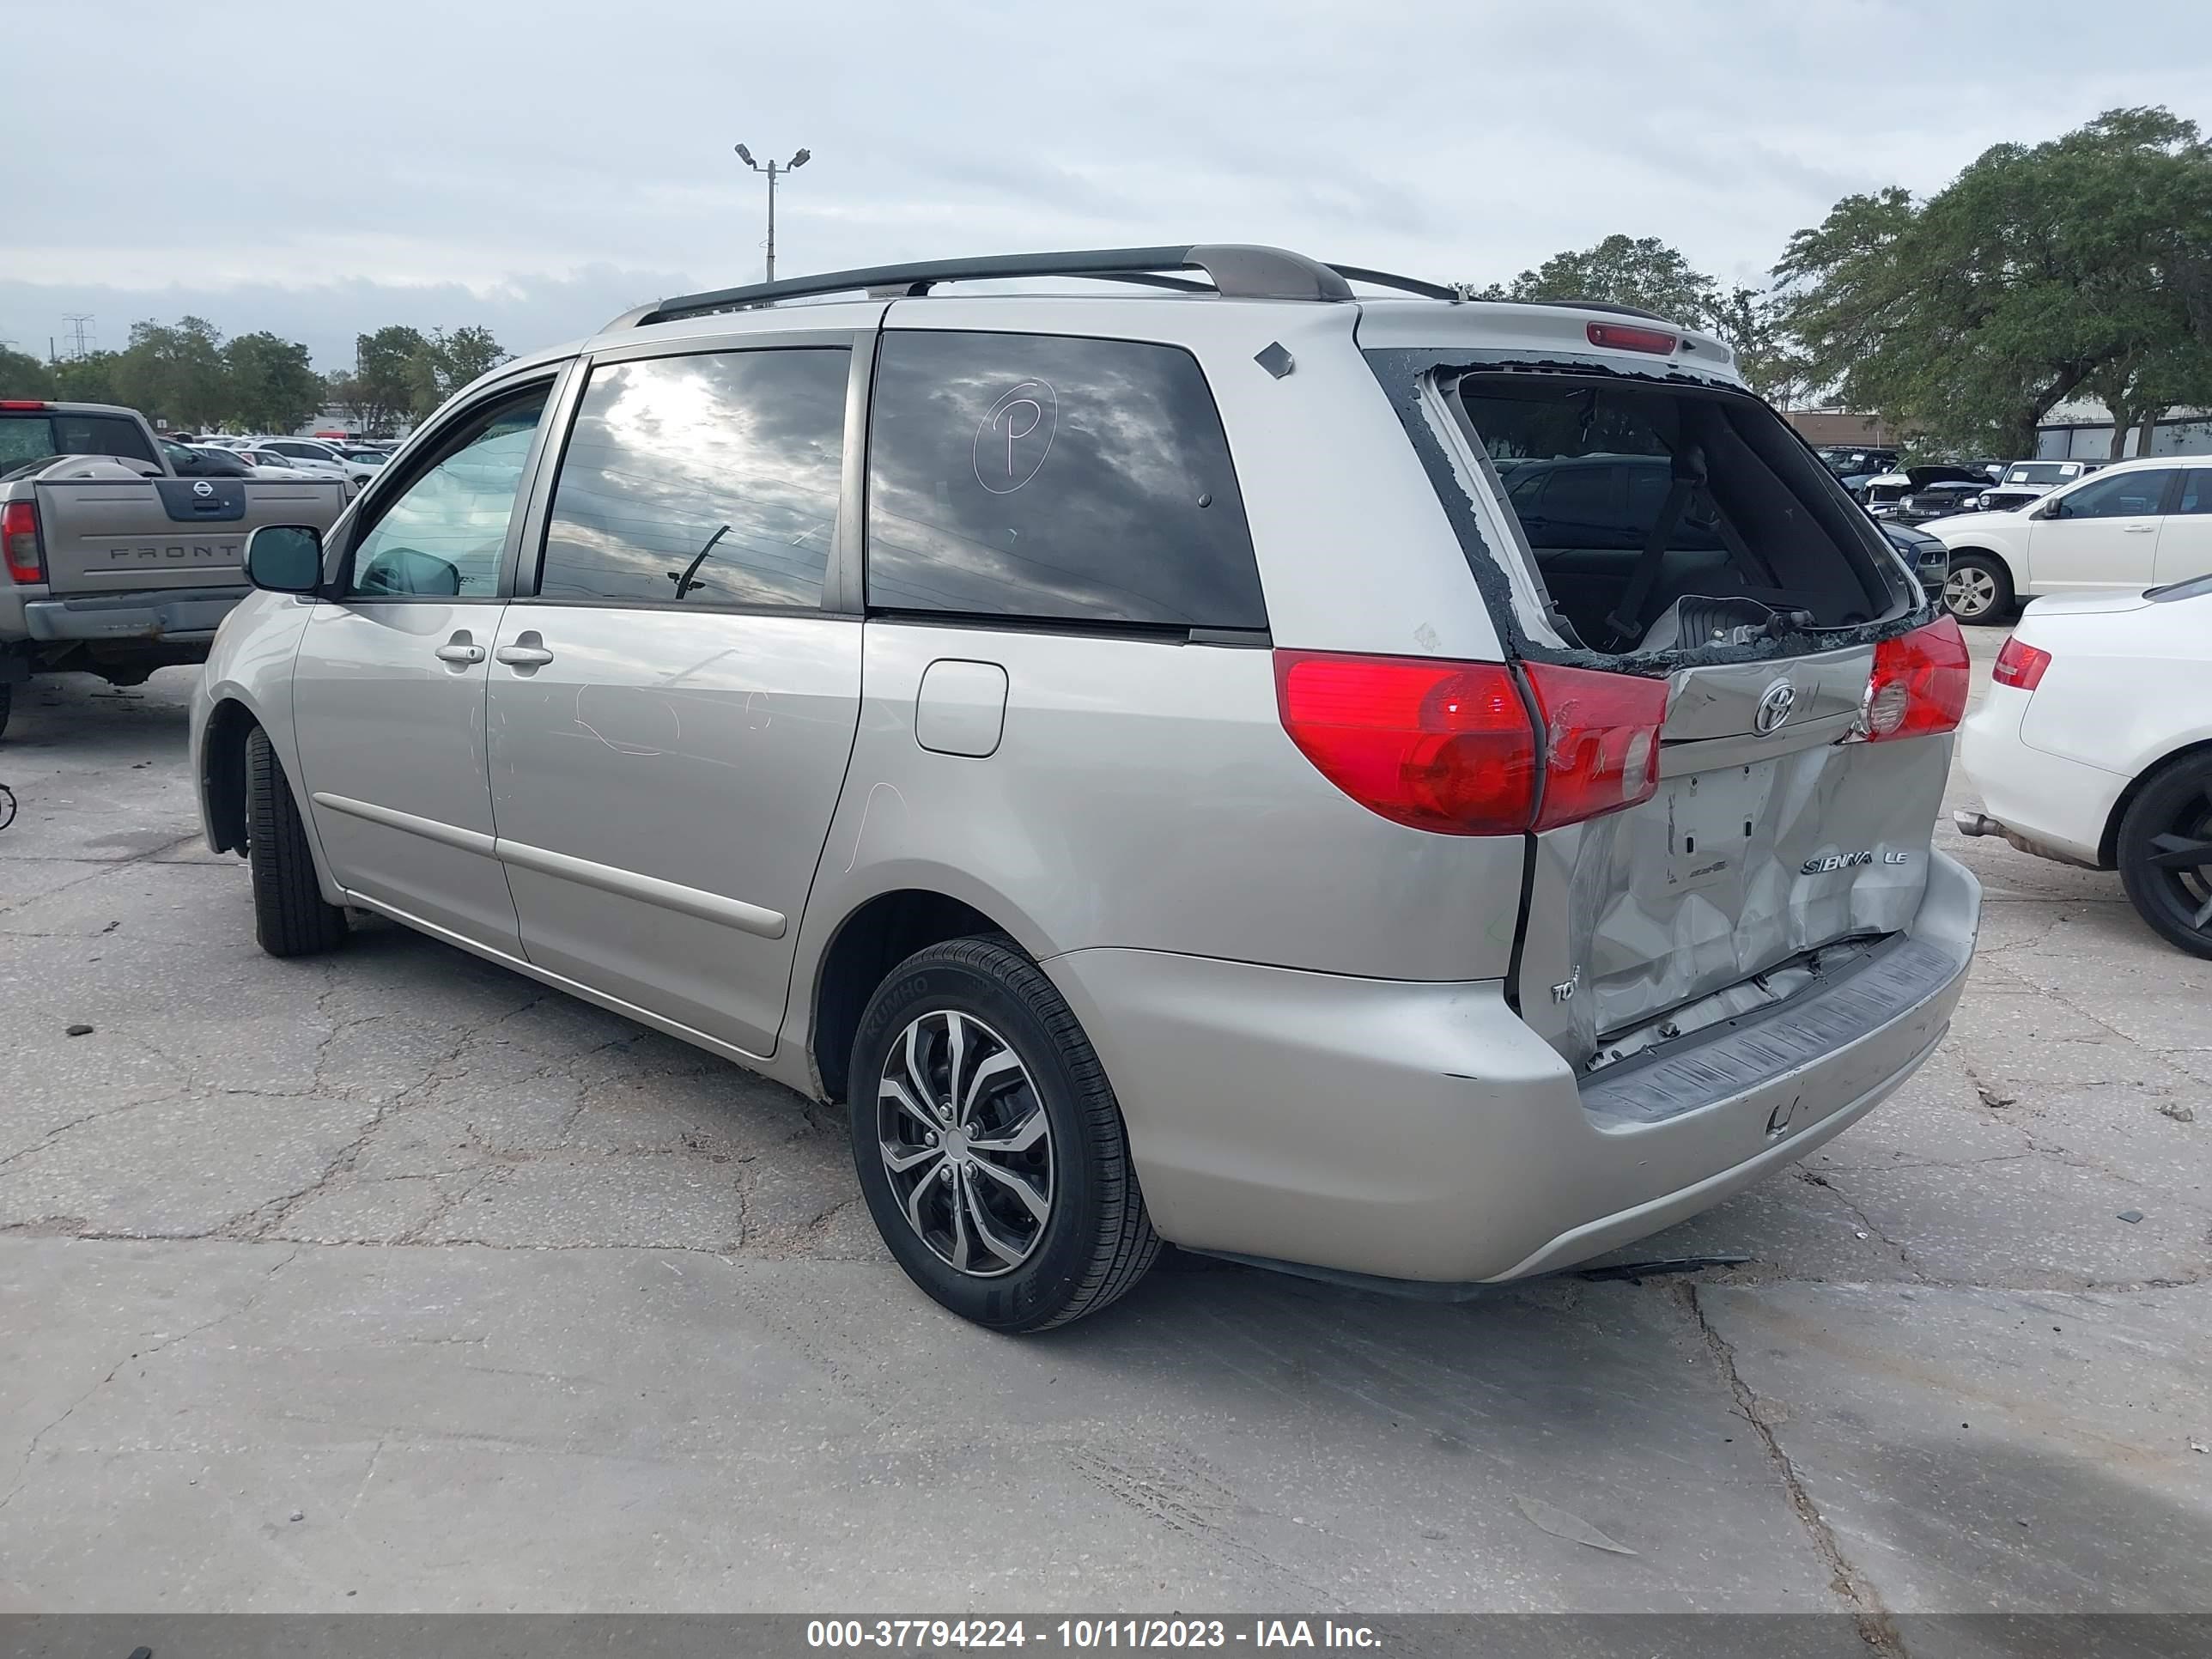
974;378;1058;495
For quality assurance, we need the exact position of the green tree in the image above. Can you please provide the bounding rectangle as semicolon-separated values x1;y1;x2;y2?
427;325;510;399
114;316;229;428
1484;234;1724;327
1777;106;2212;458
222;331;323;433
0;345;56;400
1705;285;1806;405
346;325;439;433
52;350;122;405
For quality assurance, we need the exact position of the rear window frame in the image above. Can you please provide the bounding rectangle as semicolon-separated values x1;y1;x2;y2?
1361;344;1928;675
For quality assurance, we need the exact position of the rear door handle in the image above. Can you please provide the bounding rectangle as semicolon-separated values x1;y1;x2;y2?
434;641;485;664
495;644;555;667
2123;524;2158;533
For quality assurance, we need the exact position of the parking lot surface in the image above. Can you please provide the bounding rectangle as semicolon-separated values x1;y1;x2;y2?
1;629;2206;1615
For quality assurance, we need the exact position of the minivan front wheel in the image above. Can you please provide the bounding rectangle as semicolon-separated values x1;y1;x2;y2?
848;936;1159;1331
245;726;349;957
1942;552;2014;624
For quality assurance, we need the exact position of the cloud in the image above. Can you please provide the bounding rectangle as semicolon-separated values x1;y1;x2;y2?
5;0;2208;365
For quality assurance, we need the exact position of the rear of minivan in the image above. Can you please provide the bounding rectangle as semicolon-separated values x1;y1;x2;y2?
1030;295;1978;1285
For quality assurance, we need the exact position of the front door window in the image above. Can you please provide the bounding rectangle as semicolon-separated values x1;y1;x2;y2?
346;389;549;599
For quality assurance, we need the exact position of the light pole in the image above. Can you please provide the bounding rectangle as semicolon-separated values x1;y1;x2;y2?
734;143;810;283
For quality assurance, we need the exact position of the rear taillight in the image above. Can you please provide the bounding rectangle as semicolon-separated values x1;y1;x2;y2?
1856;617;1970;741
1992;635;2052;691
1586;320;1677;356
2;500;42;584
1275;652;1534;834
1522;661;1668;830
1273;651;1666;836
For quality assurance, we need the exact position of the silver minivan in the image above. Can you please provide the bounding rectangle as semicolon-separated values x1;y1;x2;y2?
191;246;1980;1330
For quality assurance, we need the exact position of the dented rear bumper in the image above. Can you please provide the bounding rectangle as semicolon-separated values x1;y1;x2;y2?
1044;851;1978;1285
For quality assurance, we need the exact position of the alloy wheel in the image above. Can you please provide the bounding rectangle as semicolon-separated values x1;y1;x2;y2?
1943;566;1997;620
877;1010;1053;1278
2141;784;2212;941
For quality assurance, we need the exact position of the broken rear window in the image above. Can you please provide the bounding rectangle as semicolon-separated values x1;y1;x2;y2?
1459;375;1902;654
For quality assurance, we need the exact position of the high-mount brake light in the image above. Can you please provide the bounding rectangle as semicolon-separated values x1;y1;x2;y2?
1586;321;1677;356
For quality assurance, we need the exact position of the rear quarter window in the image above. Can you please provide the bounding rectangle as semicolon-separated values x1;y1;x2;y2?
865;331;1266;629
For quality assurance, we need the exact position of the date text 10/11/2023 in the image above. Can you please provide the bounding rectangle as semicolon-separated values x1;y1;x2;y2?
806;1620;1383;1650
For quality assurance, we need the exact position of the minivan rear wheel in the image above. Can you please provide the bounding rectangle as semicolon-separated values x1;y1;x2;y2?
245;726;349;957
848;935;1159;1331
2116;753;2212;959
1942;552;2014;624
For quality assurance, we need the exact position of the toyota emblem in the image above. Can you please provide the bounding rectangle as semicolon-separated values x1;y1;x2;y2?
1754;679;1797;736
191;478;215;498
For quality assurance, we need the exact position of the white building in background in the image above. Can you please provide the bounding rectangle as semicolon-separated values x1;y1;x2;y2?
2036;401;2212;461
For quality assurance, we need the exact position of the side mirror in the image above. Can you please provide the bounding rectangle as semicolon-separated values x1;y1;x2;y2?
355;545;460;597
2033;498;2062;520
246;525;325;594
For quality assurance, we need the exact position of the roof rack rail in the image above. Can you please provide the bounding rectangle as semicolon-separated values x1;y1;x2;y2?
1328;264;1462;301
611;244;1355;329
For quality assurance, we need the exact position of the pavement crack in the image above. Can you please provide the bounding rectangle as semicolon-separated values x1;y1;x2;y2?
1681;1282;1905;1656
233;1000;542;1240
1796;1170;1929;1282
0;1103;140;1172
0;1253;295;1515
0;831;208;920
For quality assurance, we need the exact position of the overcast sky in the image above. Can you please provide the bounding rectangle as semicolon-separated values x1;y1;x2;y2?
8;0;2210;370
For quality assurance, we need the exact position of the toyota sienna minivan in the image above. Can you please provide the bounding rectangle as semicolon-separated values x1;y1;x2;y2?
193;245;1979;1330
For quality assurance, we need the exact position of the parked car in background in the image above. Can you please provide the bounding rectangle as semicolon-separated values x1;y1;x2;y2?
1896;478;1990;522
255;436;378;487
0;399;347;736
232;446;341;482
1858;472;1907;509
1882;520;1951;599
1928;456;2212;623
1956;574;2212;956
1977;459;2103;514
161;440;255;479
1816;446;1899;483
193;244;1978;1333
0;398;164;474
1865;465;1993;521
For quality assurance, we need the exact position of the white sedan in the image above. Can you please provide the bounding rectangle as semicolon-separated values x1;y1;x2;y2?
1929;455;2212;623
1954;575;2212;956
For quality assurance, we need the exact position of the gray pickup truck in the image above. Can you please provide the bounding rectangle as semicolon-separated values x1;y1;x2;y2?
0;400;348;736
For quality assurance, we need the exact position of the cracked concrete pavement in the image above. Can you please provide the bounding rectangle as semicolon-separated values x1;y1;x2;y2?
0;632;2206;1616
